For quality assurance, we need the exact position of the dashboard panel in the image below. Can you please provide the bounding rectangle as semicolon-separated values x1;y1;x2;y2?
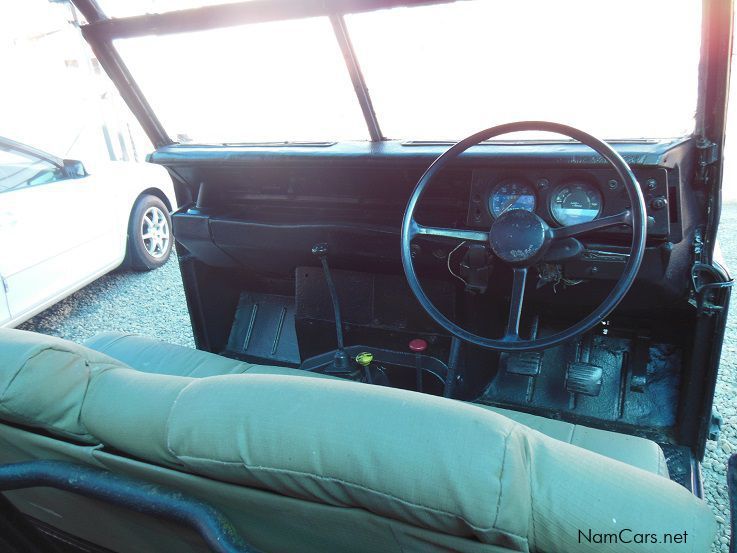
466;167;672;238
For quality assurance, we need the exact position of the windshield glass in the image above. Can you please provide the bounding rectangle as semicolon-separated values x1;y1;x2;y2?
115;17;370;143
346;0;702;140
114;0;703;143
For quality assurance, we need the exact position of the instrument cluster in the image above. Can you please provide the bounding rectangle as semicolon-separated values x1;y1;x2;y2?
466;167;671;238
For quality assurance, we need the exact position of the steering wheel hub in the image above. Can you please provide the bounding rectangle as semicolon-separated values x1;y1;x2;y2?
488;210;550;265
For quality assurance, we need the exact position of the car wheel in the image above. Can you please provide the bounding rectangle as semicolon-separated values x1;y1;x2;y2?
127;194;172;271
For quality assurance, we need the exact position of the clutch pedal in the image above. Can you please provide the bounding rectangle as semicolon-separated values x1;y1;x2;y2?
565;362;603;396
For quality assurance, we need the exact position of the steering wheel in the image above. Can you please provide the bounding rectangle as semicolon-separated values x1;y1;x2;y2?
401;121;647;352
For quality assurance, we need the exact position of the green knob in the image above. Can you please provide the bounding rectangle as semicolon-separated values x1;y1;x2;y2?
356;352;374;367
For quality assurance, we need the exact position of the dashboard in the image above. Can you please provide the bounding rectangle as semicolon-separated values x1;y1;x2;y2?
162;138;692;308
465;167;673;238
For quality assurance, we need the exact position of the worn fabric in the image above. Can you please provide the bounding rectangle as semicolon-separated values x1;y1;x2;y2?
0;328;122;443
0;424;507;553
480;406;669;476
83;332;668;476
0;328;717;552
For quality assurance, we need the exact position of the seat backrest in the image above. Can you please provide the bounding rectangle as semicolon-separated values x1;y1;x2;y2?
0;328;716;553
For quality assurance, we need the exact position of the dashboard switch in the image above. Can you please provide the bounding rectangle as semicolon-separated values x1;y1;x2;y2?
409;338;428;352
651;196;668;211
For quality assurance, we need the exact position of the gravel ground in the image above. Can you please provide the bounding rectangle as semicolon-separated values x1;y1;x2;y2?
18;253;194;348
18;207;737;551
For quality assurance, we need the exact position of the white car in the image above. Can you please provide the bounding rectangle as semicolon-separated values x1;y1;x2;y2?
0;137;177;328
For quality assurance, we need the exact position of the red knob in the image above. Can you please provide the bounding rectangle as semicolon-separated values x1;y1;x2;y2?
409;338;428;353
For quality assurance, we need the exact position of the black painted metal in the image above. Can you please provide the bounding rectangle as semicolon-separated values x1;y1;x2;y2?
71;0;172;148
549;210;631;239
504;268;527;339
443;337;462;398
401;121;648;352
81;0;453;41
312;243;353;372
225;292;301;366
300;343;449;383
329;14;383;141
0;460;257;553
0;494;62;553
696;0;733;266
69;0;106;23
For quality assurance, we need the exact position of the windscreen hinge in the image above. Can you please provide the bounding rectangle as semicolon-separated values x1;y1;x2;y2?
696;138;719;186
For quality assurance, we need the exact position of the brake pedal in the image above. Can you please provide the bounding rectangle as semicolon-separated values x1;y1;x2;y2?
565;362;603;396
501;351;542;376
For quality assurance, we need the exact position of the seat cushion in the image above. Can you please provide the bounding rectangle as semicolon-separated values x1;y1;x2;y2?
85;332;668;476
480;406;669;477
84;331;336;380
0;329;123;444
84;332;255;377
0;329;716;552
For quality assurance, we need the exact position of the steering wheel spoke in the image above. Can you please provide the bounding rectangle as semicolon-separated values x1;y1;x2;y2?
504;267;528;340
550;210;632;240
409;219;489;243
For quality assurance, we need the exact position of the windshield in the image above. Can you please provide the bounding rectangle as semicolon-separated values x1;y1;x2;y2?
115;17;370;143
113;0;703;143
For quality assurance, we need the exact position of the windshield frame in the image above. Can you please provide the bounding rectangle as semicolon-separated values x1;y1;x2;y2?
70;0;731;150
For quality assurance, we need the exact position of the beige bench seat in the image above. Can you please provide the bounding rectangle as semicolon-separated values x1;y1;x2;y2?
85;332;668;477
0;329;715;553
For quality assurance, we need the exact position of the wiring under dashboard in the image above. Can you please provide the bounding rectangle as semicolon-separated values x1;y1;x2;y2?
447;241;468;286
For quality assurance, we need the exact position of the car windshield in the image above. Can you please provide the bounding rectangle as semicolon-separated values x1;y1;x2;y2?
111;0;702;143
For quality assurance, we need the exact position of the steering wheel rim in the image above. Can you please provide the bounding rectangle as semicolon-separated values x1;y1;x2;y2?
400;121;647;352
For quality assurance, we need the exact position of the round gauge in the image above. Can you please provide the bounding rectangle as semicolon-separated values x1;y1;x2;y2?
550;182;603;227
488;181;536;218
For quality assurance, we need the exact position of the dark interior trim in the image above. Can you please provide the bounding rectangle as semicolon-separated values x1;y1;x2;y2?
696;0;734;264
329;14;384;141
0;460;256;553
72;0;173;148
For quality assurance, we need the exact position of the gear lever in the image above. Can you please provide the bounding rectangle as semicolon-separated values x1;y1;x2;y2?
312;243;351;373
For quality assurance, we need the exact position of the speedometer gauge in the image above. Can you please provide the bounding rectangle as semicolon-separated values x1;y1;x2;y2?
550;182;603;227
489;181;536;218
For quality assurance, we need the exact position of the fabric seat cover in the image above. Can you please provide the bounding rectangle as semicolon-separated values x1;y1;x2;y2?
85;332;669;476
0;329;716;552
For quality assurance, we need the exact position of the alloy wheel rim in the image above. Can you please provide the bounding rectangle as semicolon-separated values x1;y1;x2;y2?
140;206;170;259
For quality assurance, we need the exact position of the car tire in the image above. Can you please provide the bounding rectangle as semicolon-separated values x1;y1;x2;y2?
126;194;173;271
